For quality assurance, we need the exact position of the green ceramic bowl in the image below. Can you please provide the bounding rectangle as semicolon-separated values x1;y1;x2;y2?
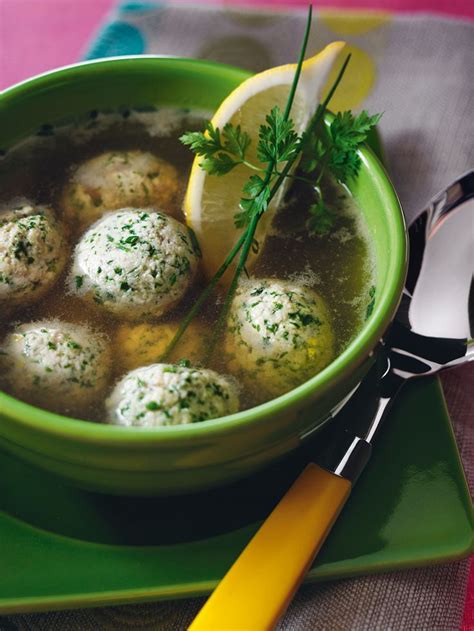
0;57;407;495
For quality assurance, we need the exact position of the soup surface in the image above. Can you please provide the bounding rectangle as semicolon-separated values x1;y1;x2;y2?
0;108;375;423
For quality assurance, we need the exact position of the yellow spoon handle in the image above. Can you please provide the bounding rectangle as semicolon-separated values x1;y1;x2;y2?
189;463;351;631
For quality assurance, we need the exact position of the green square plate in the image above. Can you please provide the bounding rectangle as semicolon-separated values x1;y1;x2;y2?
0;376;472;614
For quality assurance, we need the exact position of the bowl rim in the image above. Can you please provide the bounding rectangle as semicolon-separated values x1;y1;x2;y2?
0;54;251;106
0;55;407;445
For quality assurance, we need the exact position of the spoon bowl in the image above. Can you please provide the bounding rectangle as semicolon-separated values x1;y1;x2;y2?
385;170;474;388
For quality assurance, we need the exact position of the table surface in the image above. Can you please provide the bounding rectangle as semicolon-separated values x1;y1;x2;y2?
1;0;474;91
0;1;472;629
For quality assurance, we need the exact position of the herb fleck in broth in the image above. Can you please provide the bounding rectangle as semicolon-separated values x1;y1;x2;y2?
0;109;375;422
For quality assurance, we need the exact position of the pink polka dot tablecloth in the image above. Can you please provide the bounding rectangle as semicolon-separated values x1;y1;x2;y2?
0;0;473;91
0;1;472;630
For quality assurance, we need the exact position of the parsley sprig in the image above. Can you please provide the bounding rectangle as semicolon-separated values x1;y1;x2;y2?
181;102;381;238
163;5;381;362
180;105;301;230
301;109;382;233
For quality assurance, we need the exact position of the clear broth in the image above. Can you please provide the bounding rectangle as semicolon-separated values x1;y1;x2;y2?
0;109;375;421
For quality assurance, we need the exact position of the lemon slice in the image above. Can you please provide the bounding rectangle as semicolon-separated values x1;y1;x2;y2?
184;42;345;280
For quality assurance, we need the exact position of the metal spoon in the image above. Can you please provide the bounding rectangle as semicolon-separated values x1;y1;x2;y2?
329;169;474;484
189;171;474;631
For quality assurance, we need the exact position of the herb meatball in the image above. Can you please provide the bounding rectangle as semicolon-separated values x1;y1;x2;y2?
69;209;199;320
225;279;335;398
0;320;111;414
115;321;205;371
0;200;66;307
61;150;181;232
106;363;239;427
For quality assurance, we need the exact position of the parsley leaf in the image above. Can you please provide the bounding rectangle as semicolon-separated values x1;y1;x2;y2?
235;184;271;229
257;106;299;164
180;122;222;157
327;110;382;183
242;174;266;198
301;110;381;183
333;111;380;181
199;152;240;176
222;123;251;159
180;121;251;176
307;201;336;235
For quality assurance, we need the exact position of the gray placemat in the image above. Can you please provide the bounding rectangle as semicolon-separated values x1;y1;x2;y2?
2;2;473;629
